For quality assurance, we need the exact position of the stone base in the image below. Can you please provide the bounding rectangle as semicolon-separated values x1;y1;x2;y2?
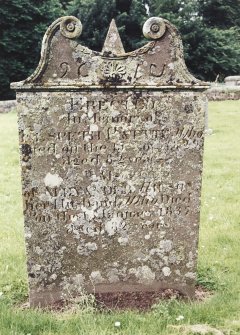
29;282;195;308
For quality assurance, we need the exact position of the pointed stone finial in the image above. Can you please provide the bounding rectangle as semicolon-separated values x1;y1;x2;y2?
102;19;125;55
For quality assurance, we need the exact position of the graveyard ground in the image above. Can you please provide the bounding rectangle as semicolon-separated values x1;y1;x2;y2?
0;100;239;335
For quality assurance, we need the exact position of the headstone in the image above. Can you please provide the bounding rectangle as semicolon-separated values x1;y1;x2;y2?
224;75;240;86
11;15;209;307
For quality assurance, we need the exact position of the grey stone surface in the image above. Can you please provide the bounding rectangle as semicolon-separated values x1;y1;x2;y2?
224;76;240;86
11;16;209;307
207;86;240;101
0;100;17;113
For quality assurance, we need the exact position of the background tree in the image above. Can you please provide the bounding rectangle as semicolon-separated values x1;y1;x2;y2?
198;0;240;28
0;0;239;99
67;0;148;51
59;0;72;10
0;0;63;100
151;0;240;81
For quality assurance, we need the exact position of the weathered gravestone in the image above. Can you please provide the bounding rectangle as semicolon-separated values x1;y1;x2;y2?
11;16;209;307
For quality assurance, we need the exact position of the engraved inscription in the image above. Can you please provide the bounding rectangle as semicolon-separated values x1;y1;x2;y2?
59;62;70;78
20;93;203;239
12;14;208;308
150;63;166;77
78;62;88;78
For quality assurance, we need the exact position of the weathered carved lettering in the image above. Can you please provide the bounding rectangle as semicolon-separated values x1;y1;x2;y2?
150;63;166;77
59;62;70;78
11;14;208;307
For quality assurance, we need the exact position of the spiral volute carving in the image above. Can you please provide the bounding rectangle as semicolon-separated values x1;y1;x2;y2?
60;16;82;39
143;17;166;40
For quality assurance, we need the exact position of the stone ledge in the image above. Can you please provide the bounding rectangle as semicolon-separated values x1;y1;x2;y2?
206;85;240;101
0;100;17;113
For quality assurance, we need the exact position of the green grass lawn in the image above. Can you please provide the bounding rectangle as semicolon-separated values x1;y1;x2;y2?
0;101;239;335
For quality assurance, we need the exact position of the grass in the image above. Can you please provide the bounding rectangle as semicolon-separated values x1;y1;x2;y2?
0;101;239;335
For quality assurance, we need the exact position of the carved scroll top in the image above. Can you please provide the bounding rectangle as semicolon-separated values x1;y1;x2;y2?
11;16;209;90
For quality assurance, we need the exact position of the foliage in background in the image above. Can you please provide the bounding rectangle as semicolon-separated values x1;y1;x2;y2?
0;0;240;99
198;0;240;28
151;0;240;81
67;0;240;81
0;0;63;100
68;0;148;51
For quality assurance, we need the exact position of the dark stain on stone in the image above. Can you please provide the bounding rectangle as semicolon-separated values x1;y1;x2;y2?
22;144;32;162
